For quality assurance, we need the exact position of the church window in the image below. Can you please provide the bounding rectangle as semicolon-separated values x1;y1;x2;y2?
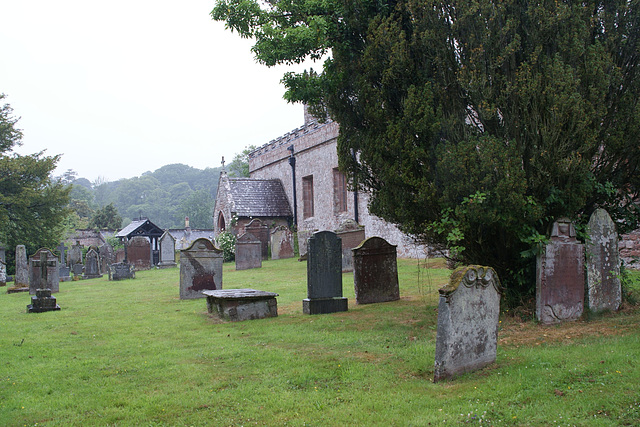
302;175;314;218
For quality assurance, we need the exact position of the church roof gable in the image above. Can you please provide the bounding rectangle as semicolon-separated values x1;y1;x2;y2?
228;178;292;218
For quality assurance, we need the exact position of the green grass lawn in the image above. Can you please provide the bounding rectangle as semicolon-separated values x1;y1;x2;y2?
1;258;638;426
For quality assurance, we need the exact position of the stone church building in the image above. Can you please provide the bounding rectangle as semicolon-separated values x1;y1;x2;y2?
213;110;424;258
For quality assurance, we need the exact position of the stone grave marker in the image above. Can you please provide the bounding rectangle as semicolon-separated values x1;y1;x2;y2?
68;241;83;275
270;225;295;260
109;262;135;281
203;289;279;321
83;247;102;279
57;242;70;281
0;241;6;263
434;266;501;382
0;260;6;287
158;231;177;268
179;238;223;299
29;248;59;294
235;233;262;271
297;229;316;259
27;288;60;313
127;236;151;270
14;245;29;289
352;237;400;304
536;218;585;324
98;243;115;274
303;231;348;314
586;208;622;312
336;220;365;272
245;218;270;260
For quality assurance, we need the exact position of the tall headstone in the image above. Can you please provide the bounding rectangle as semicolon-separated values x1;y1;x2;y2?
127;236;151;271
179;238;223;299
0;241;6;263
235;233;262;271
352;237;400;304
14;245;29;289
83;247;102;279
536;218;585;324
158;231;177;268
0;260;6;287
335;220;365;272
245;219;269;260
586;209;622;312
29;248;59;294
303;231;348;314
98;243;115;274
270;226;295;260
434;266;501;382
68;241;83;267
56;242;70;281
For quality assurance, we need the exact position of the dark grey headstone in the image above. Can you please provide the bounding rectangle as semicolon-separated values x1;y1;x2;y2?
72;263;84;277
109;262;135;281
29;248;59;294
352;237;399;304
536;218;585;324
586;209;622;312
14;245;29;288
179;238;223;299
235;233;262;271
434;266;501;382
83;248;102;279
303;231;348;314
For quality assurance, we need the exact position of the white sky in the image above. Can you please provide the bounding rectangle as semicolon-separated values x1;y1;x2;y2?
0;1;314;183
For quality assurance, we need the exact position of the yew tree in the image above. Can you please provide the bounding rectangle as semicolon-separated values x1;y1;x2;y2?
212;1;640;300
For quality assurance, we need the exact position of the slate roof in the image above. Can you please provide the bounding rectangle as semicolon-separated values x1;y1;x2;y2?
116;218;164;239
228;178;292;218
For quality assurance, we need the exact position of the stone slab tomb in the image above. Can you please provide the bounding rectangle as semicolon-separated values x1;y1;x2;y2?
179;238;223;299
235;233;262;271
270;226;295;260
203;289;278;321
158;231;177;268
29;248;59;294
245;219;270;260
336;220;365;272
536;218;585;324
352;237;400;304
83;247;102;279
109;262;135;281
27;288;60;313
434;266;501;382
303;231;348;314
586;209;622;312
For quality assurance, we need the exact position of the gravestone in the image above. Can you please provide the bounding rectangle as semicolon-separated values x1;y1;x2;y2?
536;218;585;324
83;247;102;279
245;219;269;260
29;248;59;294
203;289;279;321
336;220;365;272
0;260;6;287
270;226;295;260
14;245;29;289
109;262;135;281
303;231;348;314
235;233;262;271
72;263;84;278
179;238;223;299
98;243;115;274
297;229;316;259
158;231;177;268
115;248;125;263
68;241;83;266
27;288;60;313
57;242;70;281
127;236;151;270
0;241;6;263
586;209;622;312
352;237;400;304
434;266;501;382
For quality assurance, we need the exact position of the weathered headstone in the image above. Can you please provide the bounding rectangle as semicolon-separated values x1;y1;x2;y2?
14;245;29;289
0;241;6;263
586;209;622;312
352;237;399;304
29;248;59;294
434;266;501;382
0;260;6;287
536;218;585;324
158;231;177;268
235;233;262;271
98;243;115;274
245;218;270;260
203;289;279;321
57;242;70;281
303;231;348;314
27;288;60;313
179;238;223;299
270;225;295;260
297;229;316;259
68;241;83;266
108;262;135;281
127;236;151;270
336;220;365;272
83;247;102;279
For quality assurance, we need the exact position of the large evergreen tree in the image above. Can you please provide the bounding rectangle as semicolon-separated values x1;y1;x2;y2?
213;1;640;301
0;94;71;267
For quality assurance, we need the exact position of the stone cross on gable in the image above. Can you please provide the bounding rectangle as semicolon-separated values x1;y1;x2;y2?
221;156;226;171
33;251;56;288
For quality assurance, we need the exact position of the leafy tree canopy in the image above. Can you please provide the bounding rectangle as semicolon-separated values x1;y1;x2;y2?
213;1;640;301
228;145;257;178
91;203;123;230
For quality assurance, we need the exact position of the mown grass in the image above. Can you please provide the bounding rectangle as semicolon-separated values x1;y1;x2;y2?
1;258;638;426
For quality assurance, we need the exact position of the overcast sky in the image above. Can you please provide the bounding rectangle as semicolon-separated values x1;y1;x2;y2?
0;1;314;183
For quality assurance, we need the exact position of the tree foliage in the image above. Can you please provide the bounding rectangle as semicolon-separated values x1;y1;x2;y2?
228;145;256;178
91;203;122;230
0;93;71;267
213;1;640;300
